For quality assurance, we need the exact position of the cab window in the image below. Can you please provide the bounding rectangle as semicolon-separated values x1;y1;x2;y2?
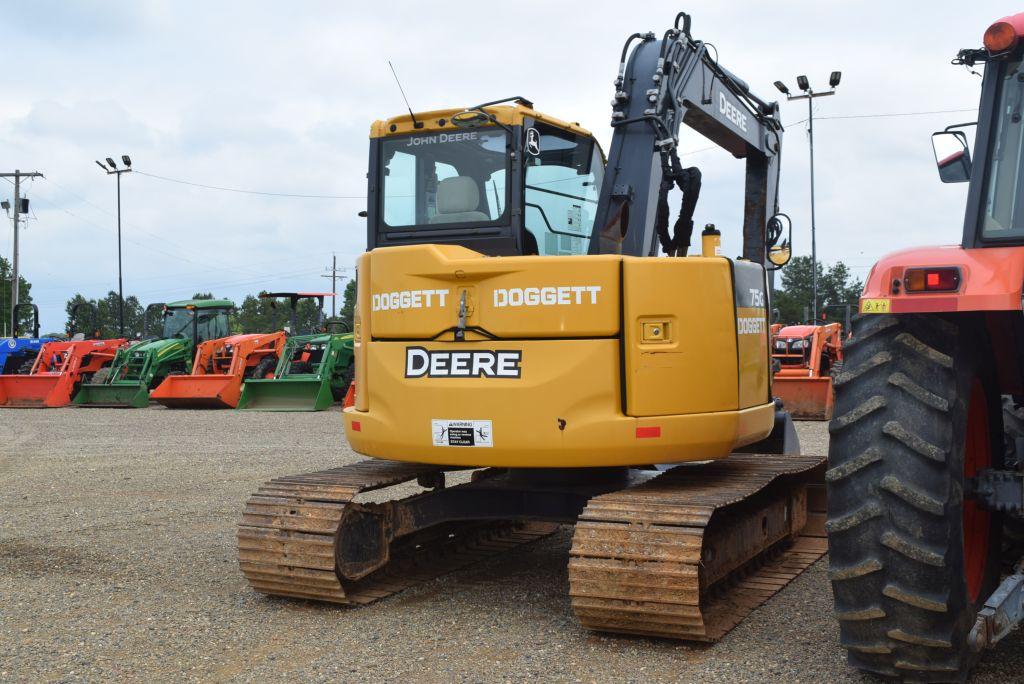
523;123;603;255
982;59;1024;238
381;129;508;228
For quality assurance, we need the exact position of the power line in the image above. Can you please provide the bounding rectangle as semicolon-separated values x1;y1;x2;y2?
30;266;325;307
101;106;982;198
40;176;208;259
37;176;337;274
127;267;324;299
133;170;363;199
816;107;976;121
24;191;246;273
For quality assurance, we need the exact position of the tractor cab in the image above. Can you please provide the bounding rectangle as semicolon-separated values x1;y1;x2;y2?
367;98;605;257
160;299;232;344
930;17;1024;249
771;324;817;368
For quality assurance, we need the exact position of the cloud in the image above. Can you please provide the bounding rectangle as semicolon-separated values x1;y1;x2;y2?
10;100;157;148
0;0;1007;331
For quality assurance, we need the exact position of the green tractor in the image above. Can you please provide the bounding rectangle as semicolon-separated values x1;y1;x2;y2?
74;299;233;408
236;292;354;411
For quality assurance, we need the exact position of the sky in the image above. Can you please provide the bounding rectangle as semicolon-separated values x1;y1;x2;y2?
0;0;1011;332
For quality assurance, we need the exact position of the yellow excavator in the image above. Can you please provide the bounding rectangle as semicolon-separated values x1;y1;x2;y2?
238;12;823;641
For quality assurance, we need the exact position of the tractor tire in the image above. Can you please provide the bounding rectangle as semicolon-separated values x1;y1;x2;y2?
248;355;278;379
826;313;1002;683
1000;396;1024;566
16;358;35;374
90;367;111;385
342;361;354;389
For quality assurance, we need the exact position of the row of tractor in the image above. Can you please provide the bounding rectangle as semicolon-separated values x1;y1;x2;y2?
0;292;354;411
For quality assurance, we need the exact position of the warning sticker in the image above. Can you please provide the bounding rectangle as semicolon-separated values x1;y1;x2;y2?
432;419;493;448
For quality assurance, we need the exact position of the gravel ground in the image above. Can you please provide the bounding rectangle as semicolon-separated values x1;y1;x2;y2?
1;410;1022;683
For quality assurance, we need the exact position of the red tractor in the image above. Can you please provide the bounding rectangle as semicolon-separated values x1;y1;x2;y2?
827;14;1024;681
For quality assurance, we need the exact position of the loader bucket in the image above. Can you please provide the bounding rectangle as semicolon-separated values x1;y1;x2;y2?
150;375;241;409
236;377;334;411
0;375;72;408
773;375;834;421
73;382;151;408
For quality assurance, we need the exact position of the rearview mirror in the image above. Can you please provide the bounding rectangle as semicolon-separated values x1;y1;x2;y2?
765;213;793;269
931;131;971;183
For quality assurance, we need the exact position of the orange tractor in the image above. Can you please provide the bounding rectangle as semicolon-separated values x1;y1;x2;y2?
0;336;127;407
150;331;286;409
0;304;127;408
770;322;843;420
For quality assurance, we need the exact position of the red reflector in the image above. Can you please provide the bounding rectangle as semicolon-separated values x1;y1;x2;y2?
636;426;661;439
904;267;960;293
351;421;361;432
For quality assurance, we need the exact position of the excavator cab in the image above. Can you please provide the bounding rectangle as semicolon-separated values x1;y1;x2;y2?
367;100;603;258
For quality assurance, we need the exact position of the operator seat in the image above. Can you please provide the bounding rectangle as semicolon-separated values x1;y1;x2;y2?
429;176;490;224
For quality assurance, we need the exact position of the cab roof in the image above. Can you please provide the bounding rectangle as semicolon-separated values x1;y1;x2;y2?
166;298;234;309
775;324;817;338
370;102;594;140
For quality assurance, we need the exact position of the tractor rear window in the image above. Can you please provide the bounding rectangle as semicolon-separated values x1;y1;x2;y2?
982;59;1024;238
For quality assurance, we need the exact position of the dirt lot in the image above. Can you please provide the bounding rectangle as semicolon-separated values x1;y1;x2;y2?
1;409;1022;683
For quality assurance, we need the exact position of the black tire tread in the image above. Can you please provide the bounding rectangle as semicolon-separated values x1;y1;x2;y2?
827;313;996;683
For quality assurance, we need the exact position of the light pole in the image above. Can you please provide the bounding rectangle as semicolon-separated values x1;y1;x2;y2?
95;155;132;336
774;72;841;323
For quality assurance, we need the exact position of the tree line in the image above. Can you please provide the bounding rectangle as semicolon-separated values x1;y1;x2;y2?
62;279;356;339
0;256;36;336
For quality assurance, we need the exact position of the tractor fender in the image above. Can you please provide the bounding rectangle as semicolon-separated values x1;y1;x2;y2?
860;244;1024;314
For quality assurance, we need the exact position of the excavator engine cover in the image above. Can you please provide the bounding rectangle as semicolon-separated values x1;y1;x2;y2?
342;244;775;468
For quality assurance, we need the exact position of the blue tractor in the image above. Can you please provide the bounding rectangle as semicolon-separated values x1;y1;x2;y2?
0;304;55;374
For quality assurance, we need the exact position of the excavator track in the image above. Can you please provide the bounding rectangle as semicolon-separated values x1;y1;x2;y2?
239;453;825;643
237;459;557;604
568;453;827;642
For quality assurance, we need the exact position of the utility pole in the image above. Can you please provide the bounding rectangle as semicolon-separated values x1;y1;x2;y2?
1;170;44;335
321;254;347;318
95;156;132;336
774;72;842;323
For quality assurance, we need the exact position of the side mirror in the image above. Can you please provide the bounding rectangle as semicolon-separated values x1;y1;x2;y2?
765;213;793;269
932;130;971;183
